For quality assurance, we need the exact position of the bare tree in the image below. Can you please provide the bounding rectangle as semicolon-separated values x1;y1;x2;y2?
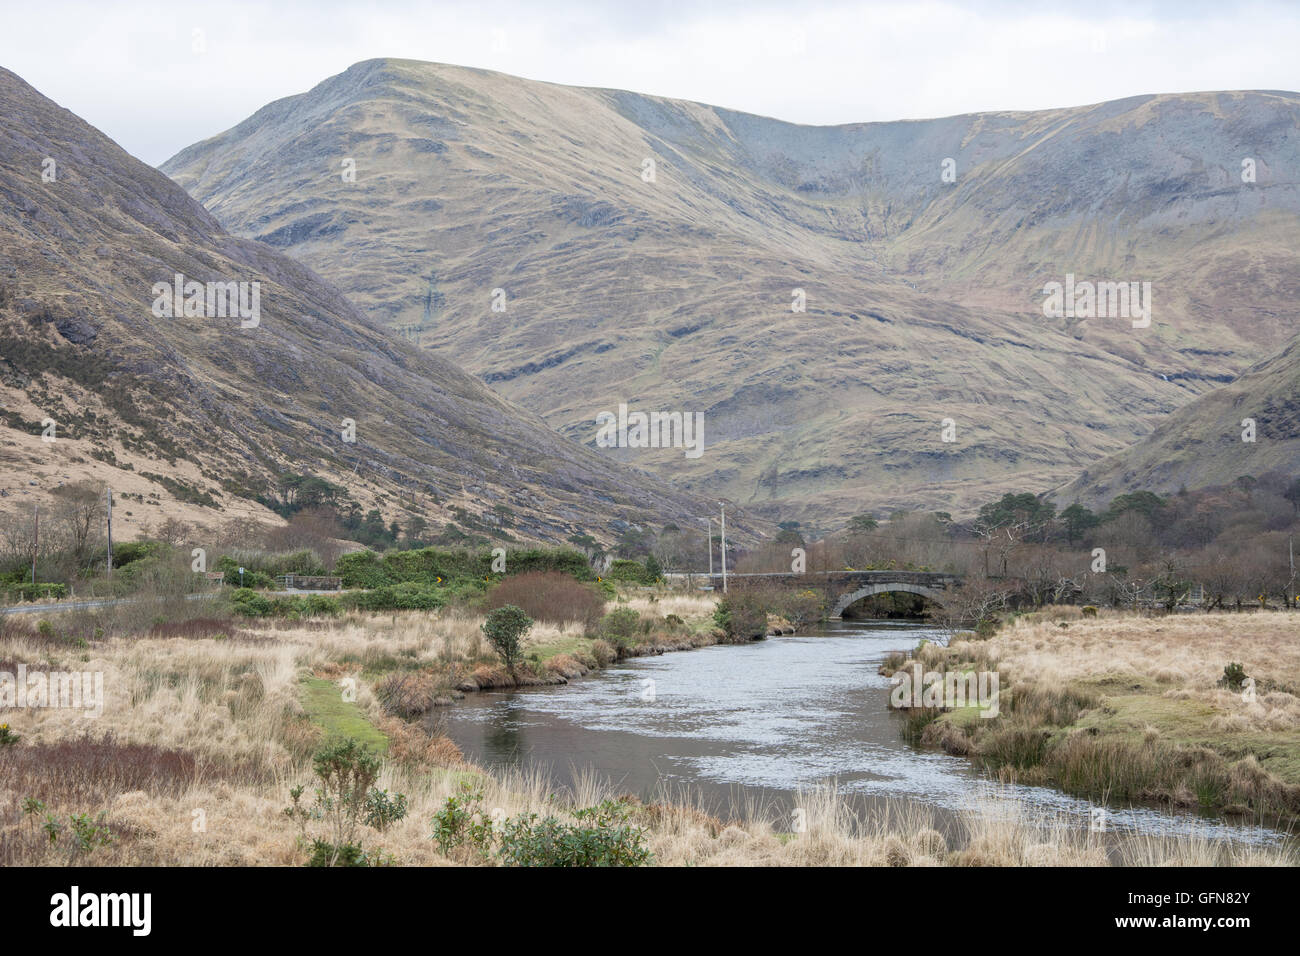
50;481;105;568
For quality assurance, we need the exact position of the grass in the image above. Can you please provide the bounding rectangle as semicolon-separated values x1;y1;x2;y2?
300;677;388;755
906;608;1300;825
1;595;1296;865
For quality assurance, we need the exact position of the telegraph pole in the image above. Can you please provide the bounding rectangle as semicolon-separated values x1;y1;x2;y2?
705;518;714;577
106;487;113;580
720;503;727;594
31;503;38;585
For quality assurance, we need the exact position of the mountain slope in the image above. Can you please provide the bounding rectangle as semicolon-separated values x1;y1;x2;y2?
0;65;753;546
1060;333;1300;505
161;60;1300;523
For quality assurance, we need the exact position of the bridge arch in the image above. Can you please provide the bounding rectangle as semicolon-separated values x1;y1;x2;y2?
831;583;946;619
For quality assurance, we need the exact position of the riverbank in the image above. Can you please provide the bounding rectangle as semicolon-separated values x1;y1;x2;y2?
881;607;1300;829
3;601;1296;865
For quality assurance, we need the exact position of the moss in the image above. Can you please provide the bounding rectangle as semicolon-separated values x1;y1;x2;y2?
300;677;388;755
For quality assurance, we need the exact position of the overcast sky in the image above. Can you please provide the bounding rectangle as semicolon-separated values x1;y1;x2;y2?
3;0;1298;166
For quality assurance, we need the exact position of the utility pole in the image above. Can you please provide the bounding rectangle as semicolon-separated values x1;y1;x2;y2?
720;503;727;594
705;518;714;578
31;503;38;585
106;487;113;580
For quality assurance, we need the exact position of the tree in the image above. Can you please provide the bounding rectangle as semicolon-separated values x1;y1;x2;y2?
847;514;878;533
482;605;532;672
976;492;1056;542
1060;501;1099;546
1103;491;1167;524
51;481;105;568
403;515;429;548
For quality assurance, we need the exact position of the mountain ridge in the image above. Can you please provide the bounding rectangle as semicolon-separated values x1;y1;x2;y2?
161;59;1300;524
0;64;760;547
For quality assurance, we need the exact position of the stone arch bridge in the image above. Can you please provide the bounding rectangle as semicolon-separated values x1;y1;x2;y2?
686;570;963;618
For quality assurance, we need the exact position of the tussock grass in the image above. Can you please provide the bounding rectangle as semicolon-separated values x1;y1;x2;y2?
3;602;1296;865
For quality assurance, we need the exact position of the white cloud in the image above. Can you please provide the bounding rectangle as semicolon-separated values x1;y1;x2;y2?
1;0;1297;165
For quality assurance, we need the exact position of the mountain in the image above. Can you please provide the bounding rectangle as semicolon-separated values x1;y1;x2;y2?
160;59;1300;526
0;65;756;548
1059;332;1300;505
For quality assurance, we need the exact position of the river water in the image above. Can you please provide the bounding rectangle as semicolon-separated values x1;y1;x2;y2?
438;619;1290;848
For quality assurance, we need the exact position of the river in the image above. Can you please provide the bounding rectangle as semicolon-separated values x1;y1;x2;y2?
437;618;1290;848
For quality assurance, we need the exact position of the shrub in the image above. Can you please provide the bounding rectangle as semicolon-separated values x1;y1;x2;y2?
336;546;595;590
306;840;370;867
341;582;445;612
430;784;494;858
1219;662;1248;691
482;605;532;671
5;582;68;603
495;801;651;867
714;595;767;642
484;572;606;628
607;559;653;584
284;738;394;867
363;788;409;833
1081;605;1099;618
229;587;272;617
592;607;641;650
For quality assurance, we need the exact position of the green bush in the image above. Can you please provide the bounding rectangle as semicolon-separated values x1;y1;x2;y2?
111;540;164;568
495;801;651;867
607;559;653;584
5;582;68;603
1219;661;1248;691
592;607;641;650
229;587;273;617
482;604;532;671
429;790;651;867
268;594;343;619
430;785;495;858
337;546;595;590
216;558;275;590
306;840;370;867
341;582;445;612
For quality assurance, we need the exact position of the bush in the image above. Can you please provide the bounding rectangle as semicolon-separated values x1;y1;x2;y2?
714;595;767;642
341;582;445;612
283;738;393;867
229;587;272;617
592;607;641;650
1219;662;1249;691
429;791;651;867
336;546;595;590
496;801;651;867
430;785;495;858
484;572;606;628
607;559;653;584
5;582;68;603
268;594;342;619
306;840;370;867
482;605;532;671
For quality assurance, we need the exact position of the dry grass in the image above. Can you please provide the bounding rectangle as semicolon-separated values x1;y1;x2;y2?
915;610;1300;823
2;602;1296;865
